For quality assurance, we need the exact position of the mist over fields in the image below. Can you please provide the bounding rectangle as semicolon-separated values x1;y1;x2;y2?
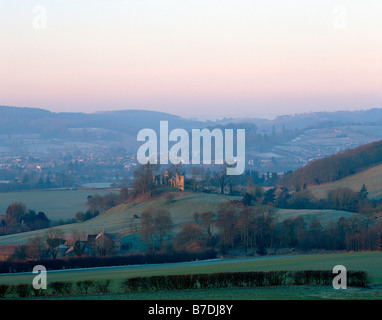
0;106;381;174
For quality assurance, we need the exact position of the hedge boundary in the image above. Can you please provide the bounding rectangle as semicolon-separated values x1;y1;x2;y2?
0;250;217;273
0;270;368;298
121;270;368;292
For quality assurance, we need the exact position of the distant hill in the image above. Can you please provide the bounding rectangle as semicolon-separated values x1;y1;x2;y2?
280;139;382;188
1;105;381;135
94;109;207;131
256;108;382;131
0;106;211;136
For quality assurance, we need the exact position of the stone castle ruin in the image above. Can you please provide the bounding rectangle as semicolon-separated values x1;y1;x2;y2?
153;170;184;191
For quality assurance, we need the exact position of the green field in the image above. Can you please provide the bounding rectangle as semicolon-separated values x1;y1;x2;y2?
0;189;119;221
309;163;382;200
276;208;355;225
1;252;381;299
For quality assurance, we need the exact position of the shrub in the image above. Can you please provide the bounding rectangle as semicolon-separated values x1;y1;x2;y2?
13;284;32;298
348;271;368;287
50;281;73;295
76;280;95;294
94;280;112;293
33;288;46;297
0;284;11;298
264;271;287;286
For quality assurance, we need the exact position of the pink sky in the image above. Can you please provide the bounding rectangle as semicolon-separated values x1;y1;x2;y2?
1;0;381;119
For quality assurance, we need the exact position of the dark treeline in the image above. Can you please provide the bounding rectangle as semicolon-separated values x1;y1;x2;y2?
280;139;382;188
277;214;382;252
121;270;368;292
0;250;216;274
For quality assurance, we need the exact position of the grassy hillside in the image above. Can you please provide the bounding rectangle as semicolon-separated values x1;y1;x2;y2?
308;163;382;200
281;139;382;188
0;192;235;245
0;191;356;246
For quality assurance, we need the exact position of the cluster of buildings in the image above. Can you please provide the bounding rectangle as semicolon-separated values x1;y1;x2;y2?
0;150;138;190
0;229;123;261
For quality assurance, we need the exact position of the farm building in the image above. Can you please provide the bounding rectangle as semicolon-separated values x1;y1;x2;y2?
49;229;122;258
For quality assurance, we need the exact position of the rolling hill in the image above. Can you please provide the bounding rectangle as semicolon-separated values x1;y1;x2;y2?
0;191;356;247
0;192;233;246
280;139;382;188
308;163;382;201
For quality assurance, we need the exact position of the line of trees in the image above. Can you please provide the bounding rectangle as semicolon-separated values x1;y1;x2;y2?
278;214;382;252
137;204;276;255
244;184;381;215
137;199;382;255
140;207;173;251
3;250;217;274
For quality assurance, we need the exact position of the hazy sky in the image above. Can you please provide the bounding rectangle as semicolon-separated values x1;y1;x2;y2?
1;0;381;119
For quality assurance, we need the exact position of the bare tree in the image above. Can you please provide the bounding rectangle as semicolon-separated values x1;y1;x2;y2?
200;211;216;248
213;166;228;194
216;207;238;251
26;235;45;260
132;164;157;198
140;208;156;251
140;207;173;251
44;228;64;259
173;224;205;251
153;209;173;249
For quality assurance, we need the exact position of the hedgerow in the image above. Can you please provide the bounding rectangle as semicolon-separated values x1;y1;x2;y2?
0;270;367;299
121;270;368;292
